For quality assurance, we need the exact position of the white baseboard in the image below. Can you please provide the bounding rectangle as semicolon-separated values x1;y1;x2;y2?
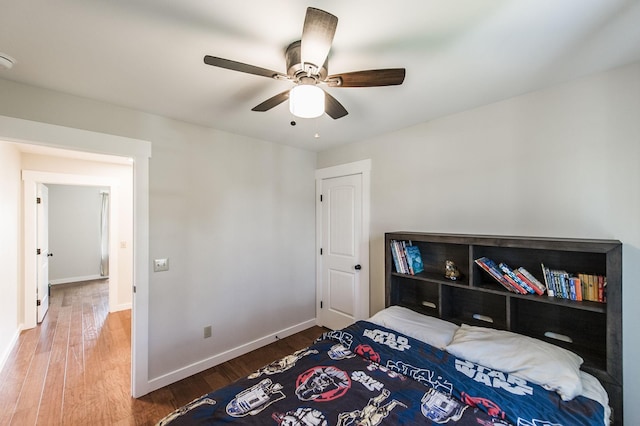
146;318;317;393
50;275;106;285
110;302;132;313
0;327;22;374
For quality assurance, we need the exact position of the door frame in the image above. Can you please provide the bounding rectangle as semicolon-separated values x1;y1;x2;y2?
315;159;371;325
1;114;151;398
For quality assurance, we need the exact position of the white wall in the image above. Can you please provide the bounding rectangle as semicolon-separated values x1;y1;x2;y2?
0;78;317;388
0;142;21;371
146;123;316;380
48;184;108;283
317;62;640;424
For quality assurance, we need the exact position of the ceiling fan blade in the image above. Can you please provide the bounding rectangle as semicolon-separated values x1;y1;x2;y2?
324;92;348;119
301;7;338;72
251;90;290;112
326;68;406;87
204;55;287;79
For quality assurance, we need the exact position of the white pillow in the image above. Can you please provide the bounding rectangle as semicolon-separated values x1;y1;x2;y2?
368;306;459;349
446;324;584;400
579;371;610;426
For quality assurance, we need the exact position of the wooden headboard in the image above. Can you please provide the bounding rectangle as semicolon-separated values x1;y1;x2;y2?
385;232;622;425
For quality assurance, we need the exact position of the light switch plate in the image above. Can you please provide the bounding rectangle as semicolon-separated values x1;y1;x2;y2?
153;258;169;272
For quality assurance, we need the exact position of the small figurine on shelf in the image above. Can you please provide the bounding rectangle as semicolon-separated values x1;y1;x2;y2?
445;260;461;281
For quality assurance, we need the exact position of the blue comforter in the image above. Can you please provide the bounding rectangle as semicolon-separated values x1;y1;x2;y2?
158;321;605;425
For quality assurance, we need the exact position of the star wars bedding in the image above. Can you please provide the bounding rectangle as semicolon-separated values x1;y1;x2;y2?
157;320;607;426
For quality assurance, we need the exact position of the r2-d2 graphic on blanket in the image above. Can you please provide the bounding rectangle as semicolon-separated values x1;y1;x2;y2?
420;388;467;423
226;378;286;417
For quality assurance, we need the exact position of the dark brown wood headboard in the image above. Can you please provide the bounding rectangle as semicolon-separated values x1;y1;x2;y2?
385;232;622;425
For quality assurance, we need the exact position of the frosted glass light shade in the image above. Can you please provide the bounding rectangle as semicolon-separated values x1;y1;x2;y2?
289;84;325;118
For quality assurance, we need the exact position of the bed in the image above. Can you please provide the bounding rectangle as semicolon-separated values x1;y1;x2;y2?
157;305;611;425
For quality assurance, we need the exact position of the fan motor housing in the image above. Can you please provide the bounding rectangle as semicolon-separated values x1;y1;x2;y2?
285;40;328;82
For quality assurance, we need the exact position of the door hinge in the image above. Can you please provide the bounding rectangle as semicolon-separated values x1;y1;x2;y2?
37;299;41;306
320;248;323;255
320;194;323;202
37;248;41;255
36;197;41;204
320;301;323;309
133;285;136;293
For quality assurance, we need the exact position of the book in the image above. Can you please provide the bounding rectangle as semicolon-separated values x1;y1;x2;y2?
402;243;410;274
392;240;407;274
598;275;604;302
550;269;564;298
557;270;570;299
516;267;546;295
541;263;555;297
401;241;414;274
578;273;586;300
390;240;403;273
498;263;534;294
475;257;518;293
587;274;595;301
404;245;424;275
548;269;559;297
503;274;527;294
582;274;591;300
399;241;410;274
573;277;582;301
568;276;577;300
515;271;543;295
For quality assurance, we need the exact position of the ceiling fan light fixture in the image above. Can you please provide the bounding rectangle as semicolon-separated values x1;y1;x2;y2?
289;84;325;118
203;8;404;120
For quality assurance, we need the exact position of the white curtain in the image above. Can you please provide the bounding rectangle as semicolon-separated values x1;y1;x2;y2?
100;191;109;277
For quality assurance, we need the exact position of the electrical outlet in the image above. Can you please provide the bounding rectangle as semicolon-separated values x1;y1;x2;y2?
204;325;212;339
153;258;169;272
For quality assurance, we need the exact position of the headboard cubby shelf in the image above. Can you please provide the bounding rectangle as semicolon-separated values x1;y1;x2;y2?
385;232;622;425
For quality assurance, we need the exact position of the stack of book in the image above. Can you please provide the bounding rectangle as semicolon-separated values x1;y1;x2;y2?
541;264;606;302
390;240;424;275
474;257;546;295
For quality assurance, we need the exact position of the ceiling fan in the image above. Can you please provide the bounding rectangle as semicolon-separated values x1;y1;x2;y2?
203;7;406;119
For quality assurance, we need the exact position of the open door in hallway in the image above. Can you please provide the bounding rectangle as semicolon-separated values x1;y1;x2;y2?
36;183;50;323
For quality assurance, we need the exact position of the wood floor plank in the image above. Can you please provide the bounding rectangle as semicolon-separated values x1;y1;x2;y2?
35;364;65;426
9;352;49;426
10;406;38;426
35;312;69;425
0;327;41;425
61;284;90;426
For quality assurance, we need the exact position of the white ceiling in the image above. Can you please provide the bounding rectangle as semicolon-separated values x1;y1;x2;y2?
1;0;639;151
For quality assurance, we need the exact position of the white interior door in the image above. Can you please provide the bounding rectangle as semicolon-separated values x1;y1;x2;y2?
37;183;50;323
319;174;364;330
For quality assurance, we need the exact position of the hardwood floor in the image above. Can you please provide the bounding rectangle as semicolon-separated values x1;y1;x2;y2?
0;280;325;425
